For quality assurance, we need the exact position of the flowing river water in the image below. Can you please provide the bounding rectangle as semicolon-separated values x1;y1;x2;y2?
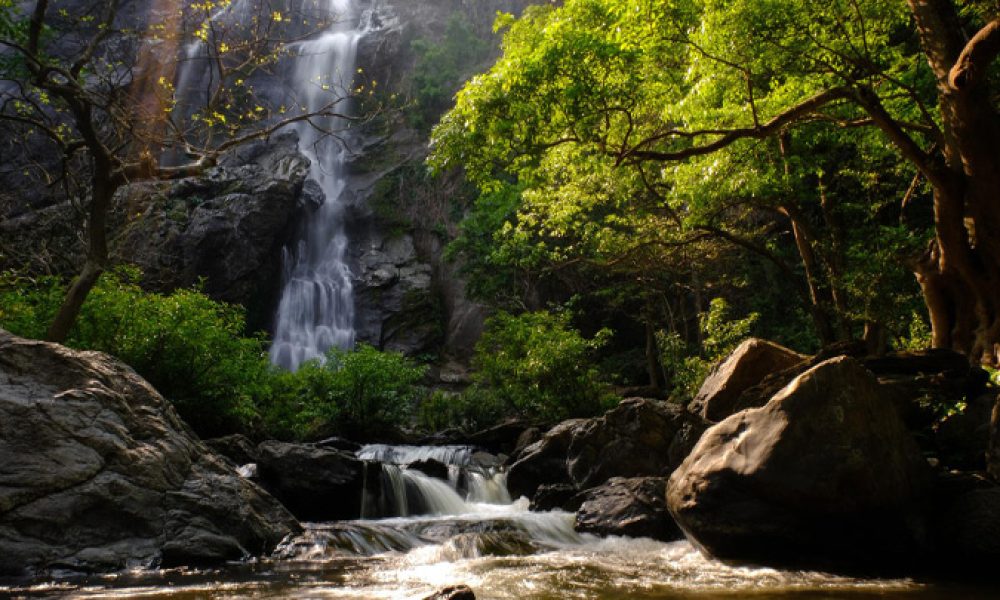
3;445;997;599
20;2;989;598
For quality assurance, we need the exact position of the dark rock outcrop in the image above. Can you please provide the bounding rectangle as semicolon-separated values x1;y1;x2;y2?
409;458;450;480
933;485;1000;568
530;484;582;512
688;338;804;422
0;330;299;576
667;356;932;571
422;584;476;600
255;441;371;521
935;392;996;470
508;399;703;501
734;347;984;434
205;434;259;467
574;477;682;542
112;132;310;331
506;419;584;500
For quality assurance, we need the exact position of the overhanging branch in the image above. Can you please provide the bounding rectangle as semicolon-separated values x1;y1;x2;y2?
620;87;852;164
949;18;1000;90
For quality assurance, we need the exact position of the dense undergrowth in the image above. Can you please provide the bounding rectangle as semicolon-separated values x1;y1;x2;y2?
0;268;624;438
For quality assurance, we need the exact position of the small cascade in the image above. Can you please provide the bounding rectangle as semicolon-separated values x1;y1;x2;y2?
357;444;511;519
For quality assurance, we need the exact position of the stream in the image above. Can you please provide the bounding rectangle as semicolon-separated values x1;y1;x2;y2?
3;445;997;599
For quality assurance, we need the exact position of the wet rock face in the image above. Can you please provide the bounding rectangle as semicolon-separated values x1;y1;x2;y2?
422;584;476;600
0;330;299;576
254;441;371;521
667;356;933;571
351;232;441;354
507;399;704;501
574;477;682;542
112;133;310;332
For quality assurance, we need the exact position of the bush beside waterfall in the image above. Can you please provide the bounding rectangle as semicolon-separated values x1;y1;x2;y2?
0;268;424;439
264;344;426;439
2;269;622;439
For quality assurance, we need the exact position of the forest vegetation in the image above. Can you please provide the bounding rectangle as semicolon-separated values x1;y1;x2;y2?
1;0;998;441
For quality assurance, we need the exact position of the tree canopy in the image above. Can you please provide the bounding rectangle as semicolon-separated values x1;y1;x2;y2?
430;0;1000;366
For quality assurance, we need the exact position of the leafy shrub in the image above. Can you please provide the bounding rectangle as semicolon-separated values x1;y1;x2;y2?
0;267;269;435
659;297;759;400
324;344;426;434
263;344;425;439
0;269;427;440
409;13;491;129
472;310;615;422
417;387;510;433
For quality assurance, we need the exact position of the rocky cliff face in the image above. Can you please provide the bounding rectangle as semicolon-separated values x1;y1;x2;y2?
1;0;535;361
336;0;534;358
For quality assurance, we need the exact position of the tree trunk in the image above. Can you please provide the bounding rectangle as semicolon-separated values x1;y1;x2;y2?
779;205;837;345
46;168;115;343
645;321;666;392
905;2;1000;365
45;259;105;342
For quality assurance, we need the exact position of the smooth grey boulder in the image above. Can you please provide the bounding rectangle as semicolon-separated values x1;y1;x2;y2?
507;399;703;502
574;477;682;542
0;330;299;576
255;441;372;521
688;338;804;422
667;356;932;570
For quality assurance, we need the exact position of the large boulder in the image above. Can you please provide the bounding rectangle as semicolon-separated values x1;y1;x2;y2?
574;477;682;542
205;434;259;467
935;392;996;470
506;419;586;500
667;356;932;571
688;338;805;422
933;484;1000;569
255;441;372;521
507;399;704;501
0;331;299;576
422;584;476;600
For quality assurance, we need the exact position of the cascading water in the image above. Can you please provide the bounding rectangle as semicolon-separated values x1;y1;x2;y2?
10;442;953;597
269;0;365;371
356;444;511;518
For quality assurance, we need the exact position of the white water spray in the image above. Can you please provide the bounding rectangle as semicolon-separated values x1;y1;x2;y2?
269;0;366;371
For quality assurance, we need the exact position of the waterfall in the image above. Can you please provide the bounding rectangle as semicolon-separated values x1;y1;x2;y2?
269;0;365;371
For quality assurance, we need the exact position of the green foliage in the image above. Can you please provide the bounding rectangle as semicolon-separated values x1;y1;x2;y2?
429;0;933;371
0;267;268;435
699;298;759;361
416;387;509;433
409;13;492;129
472;310;616;422
0;269;427;439
264;344;425;439
895;310;933;352
659;298;759;400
